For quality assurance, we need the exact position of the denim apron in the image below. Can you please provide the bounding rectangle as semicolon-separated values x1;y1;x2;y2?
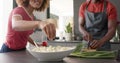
84;1;111;51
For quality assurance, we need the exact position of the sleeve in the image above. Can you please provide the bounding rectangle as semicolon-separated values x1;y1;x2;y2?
12;7;24;18
107;3;117;20
79;3;86;19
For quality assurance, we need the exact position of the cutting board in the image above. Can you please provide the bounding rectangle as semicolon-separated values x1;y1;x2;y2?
69;44;116;59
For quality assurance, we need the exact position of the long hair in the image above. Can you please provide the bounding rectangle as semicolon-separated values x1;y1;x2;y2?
16;0;49;11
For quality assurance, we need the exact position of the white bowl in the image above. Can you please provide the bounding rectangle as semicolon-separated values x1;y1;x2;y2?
27;46;75;61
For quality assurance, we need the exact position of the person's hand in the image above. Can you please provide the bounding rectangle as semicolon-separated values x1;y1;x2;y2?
82;32;93;41
38;19;56;40
90;40;104;49
43;23;56;40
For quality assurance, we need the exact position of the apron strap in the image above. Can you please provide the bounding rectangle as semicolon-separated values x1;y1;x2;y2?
86;0;91;10
103;0;107;13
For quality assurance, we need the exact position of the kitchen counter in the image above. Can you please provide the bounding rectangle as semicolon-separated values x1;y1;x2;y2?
0;50;119;63
49;40;120;44
48;41;120;50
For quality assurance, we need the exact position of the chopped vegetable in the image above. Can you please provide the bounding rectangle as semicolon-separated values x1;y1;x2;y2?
32;46;74;53
70;43;116;59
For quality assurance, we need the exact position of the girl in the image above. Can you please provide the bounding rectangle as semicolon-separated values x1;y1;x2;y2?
0;0;56;53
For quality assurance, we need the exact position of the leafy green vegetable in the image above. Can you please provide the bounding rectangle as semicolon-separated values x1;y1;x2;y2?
70;51;115;59
72;43;83;53
65;23;72;33
70;44;116;59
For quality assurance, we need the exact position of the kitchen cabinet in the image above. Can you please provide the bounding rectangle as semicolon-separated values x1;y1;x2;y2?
0;50;119;63
111;42;120;50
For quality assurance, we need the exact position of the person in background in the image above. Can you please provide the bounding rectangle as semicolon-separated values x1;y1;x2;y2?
79;0;117;51
0;0;56;53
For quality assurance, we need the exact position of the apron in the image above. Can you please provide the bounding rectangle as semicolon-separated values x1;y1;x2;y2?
84;1;111;51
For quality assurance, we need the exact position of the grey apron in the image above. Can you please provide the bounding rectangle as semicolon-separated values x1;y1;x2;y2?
84;1;111;51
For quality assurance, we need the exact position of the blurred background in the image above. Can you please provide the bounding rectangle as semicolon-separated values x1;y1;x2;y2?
0;0;120;50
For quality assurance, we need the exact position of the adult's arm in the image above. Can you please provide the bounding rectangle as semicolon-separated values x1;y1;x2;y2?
91;19;117;49
79;16;93;41
100;19;117;45
12;15;44;31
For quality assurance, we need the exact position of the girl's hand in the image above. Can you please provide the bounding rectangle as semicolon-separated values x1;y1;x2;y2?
38;19;56;40
43;23;56;40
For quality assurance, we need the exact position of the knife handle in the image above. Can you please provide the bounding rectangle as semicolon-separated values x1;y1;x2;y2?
87;41;91;49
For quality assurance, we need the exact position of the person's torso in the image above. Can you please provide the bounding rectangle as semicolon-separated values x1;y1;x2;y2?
84;0;111;51
5;7;34;50
84;0;108;39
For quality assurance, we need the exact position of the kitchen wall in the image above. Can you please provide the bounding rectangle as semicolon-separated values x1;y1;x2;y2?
0;0;13;48
30;11;47;42
50;0;73;38
74;0;85;40
74;0;120;40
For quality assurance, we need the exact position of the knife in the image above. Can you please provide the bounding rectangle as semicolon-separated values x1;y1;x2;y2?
87;41;91;49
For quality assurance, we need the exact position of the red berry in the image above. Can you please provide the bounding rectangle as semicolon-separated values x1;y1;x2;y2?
42;41;47;46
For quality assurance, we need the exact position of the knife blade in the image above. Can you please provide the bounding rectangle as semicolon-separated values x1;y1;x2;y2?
87;41;91;49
